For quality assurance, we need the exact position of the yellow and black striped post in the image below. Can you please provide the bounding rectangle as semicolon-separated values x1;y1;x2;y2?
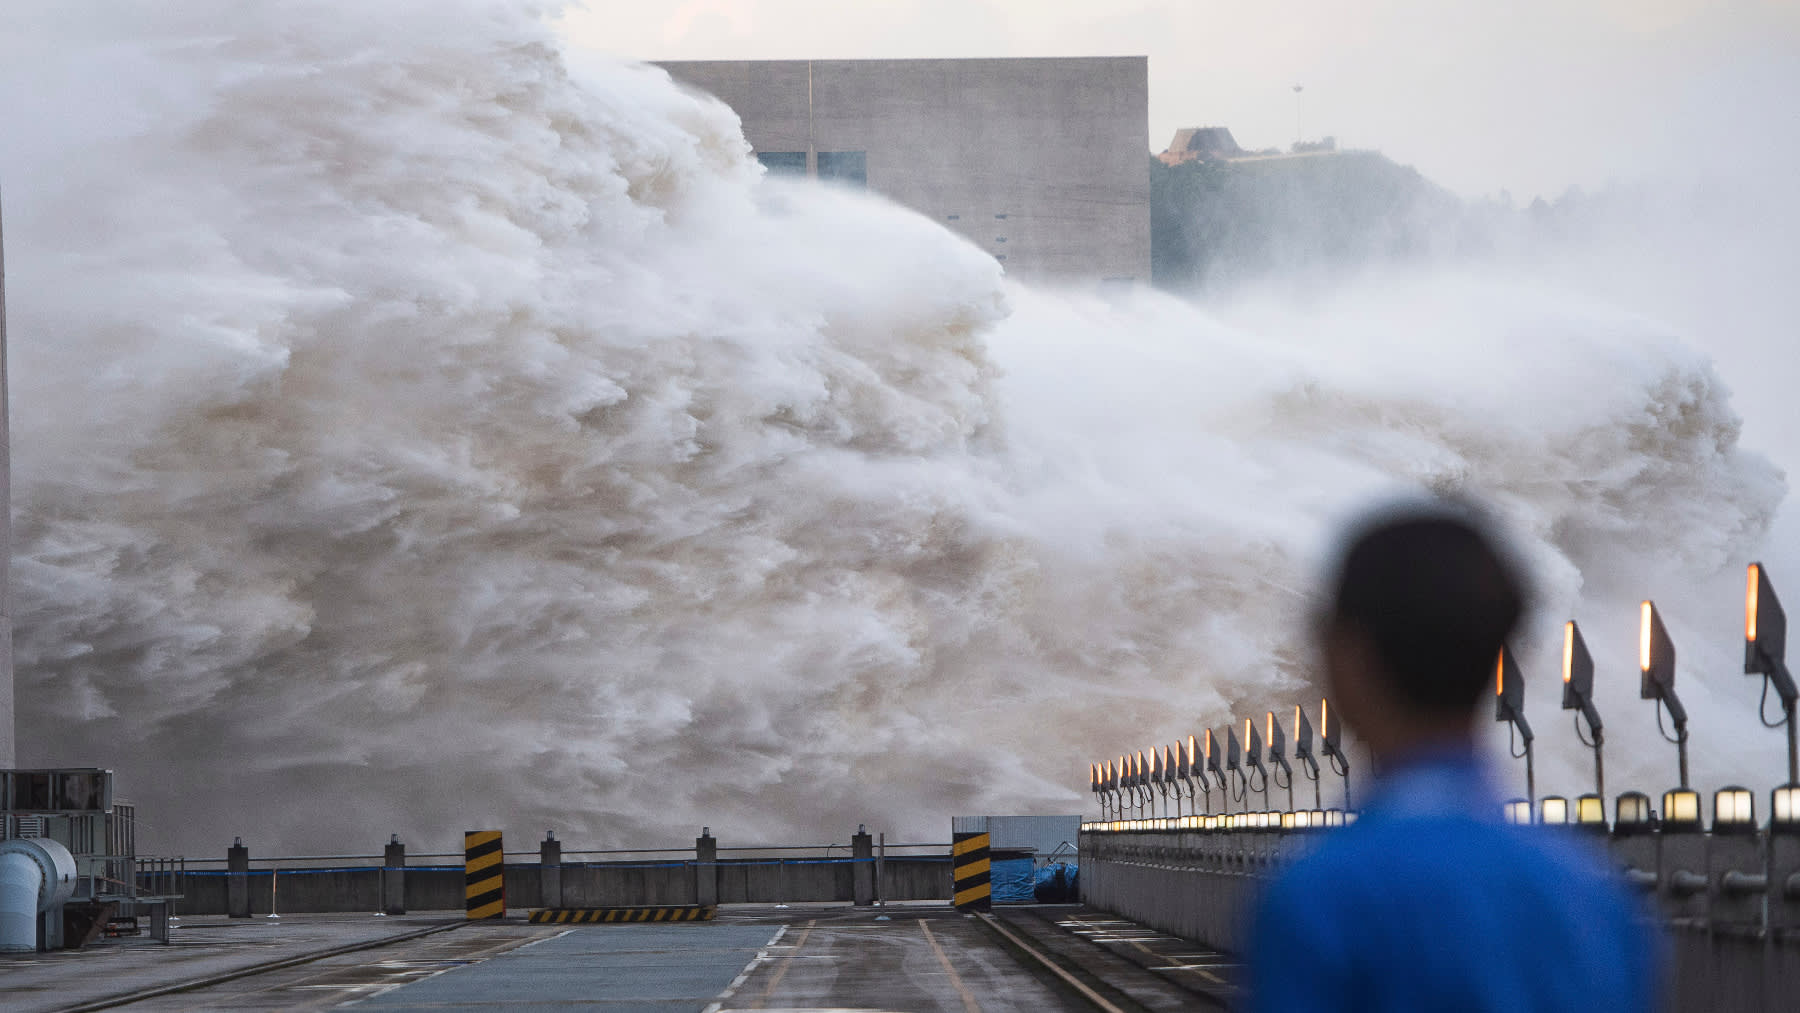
951;831;992;912
465;830;505;919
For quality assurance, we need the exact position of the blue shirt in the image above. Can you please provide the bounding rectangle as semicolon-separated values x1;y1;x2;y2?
1247;747;1659;1013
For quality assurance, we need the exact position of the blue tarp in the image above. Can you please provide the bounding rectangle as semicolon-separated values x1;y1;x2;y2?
990;858;1037;903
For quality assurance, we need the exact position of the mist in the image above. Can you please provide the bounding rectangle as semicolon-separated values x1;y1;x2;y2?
0;2;1787;854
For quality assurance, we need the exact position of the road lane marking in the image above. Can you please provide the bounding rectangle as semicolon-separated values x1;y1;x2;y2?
974;913;1127;1013
918;918;981;1013
703;924;790;1013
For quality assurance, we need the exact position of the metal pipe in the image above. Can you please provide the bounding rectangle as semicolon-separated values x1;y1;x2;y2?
1720;871;1768;896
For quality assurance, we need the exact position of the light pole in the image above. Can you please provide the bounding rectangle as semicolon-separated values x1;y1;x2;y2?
1266;711;1295;812
1640;600;1689;789
1562;620;1605;800
1320;698;1352;809
1292;704;1323;809
1746;563;1798;783
1495;644;1534;818
1245;718;1270;812
1205;729;1228;815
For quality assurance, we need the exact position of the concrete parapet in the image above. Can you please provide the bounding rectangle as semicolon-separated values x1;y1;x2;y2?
540;833;561;911
851;830;874;906
382;837;405;916
694;831;717;908
226;840;249;919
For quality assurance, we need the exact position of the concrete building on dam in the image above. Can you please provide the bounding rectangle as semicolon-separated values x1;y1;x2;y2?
658;57;1153;285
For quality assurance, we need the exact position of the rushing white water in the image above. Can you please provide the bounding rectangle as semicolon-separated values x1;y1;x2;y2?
0;3;1783;853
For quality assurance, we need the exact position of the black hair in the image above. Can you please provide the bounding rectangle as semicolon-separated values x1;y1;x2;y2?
1326;508;1526;715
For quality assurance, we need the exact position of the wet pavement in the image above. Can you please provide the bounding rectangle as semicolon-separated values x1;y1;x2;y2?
3;903;1226;1011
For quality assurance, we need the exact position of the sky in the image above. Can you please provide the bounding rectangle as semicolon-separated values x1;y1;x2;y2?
561;0;1800;200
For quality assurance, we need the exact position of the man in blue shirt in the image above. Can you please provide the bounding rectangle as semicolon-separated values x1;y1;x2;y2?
1248;508;1659;1012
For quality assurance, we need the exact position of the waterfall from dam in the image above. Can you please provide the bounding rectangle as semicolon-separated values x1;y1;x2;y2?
0;2;1784;852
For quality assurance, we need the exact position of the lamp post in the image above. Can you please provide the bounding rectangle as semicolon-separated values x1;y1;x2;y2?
1135;750;1152;815
1562;620;1605;799
1266;711;1294;812
1292;704;1323;809
1205;728;1228;815
1746;562;1798;783
1163;744;1181;818
1495;644;1534;819
1640;600;1690;788
1150;746;1168;818
1244;718;1270;811
1320;698;1352;809
1226;725;1245;814
1181;735;1203;815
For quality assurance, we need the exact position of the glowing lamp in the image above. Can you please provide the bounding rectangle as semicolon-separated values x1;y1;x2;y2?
1503;798;1533;825
1614;792;1653;835
1325;808;1345;828
1747;563;1788;670
1638;601;1679;706
1293;810;1310;828
1767;784;1800;833
1662;788;1703;832
1310;809;1326;827
1539;795;1569;824
1319;698;1343;759
1576;794;1606;828
1713;786;1755;834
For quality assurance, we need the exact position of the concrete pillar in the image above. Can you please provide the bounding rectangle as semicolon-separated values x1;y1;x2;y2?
851;827;875;906
540;832;561;910
694;829;718;907
227;838;250;919
382;836;406;916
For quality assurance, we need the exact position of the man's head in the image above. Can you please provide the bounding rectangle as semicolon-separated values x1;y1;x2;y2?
1320;507;1526;754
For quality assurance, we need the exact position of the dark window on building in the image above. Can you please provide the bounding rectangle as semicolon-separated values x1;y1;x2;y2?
817;151;867;188
995;213;1008;219
946;214;961;220
756;151;808;176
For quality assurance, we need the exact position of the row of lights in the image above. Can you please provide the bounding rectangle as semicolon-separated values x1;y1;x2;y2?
1080;810;1357;833
1089;562;1800;836
1086;701;1353;822
1493;562;1799;830
1501;785;1800;835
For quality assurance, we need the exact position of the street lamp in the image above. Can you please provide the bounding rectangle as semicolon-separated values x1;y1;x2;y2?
1205;729;1228;814
1266;711;1295;812
1182;734;1206;815
1320;698;1352;808
1713;786;1756;835
1640;600;1690;788
1540;795;1569;825
1562;620;1605;799
1746;563;1798;783
1575;793;1607;830
1495;644;1534;816
1291;704;1323;809
1244;718;1270;811
1163;744;1181;818
1225;725;1245;814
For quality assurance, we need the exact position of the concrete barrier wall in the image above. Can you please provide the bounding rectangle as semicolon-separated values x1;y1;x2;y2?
165;850;963;914
1081;828;1800;1013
